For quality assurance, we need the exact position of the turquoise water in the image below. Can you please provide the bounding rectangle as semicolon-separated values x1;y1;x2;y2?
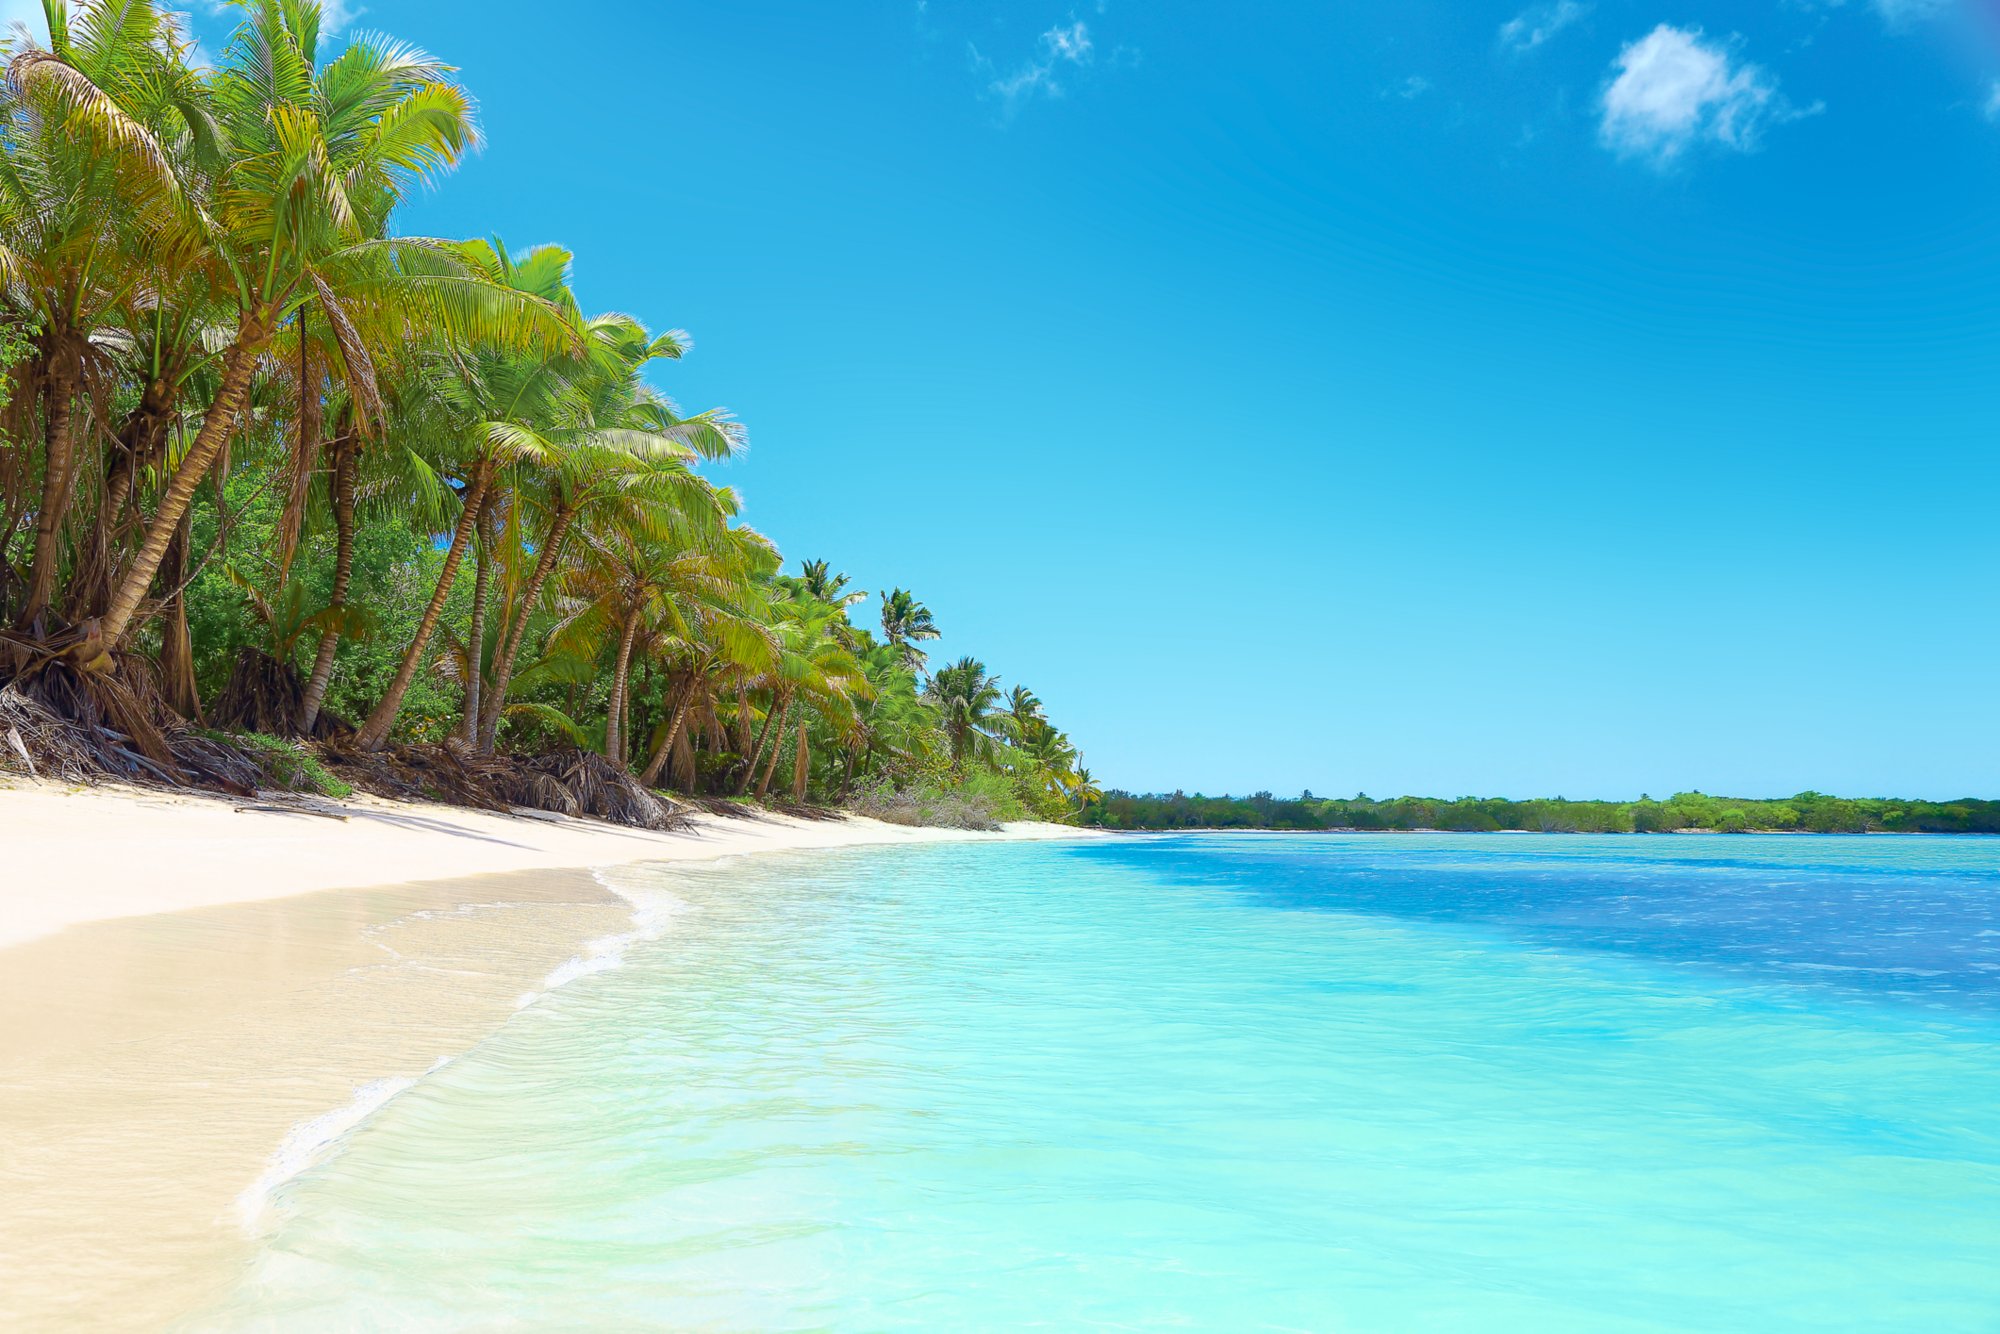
206;835;2000;1330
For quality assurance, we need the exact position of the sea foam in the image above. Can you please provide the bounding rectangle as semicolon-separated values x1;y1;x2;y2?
241;869;691;1232
236;1062;447;1232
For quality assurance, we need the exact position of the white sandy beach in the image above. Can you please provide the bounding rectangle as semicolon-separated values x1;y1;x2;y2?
0;777;1091;1330
0;777;1084;950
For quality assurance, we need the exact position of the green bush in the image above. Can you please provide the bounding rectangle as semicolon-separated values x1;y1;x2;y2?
203;730;354;798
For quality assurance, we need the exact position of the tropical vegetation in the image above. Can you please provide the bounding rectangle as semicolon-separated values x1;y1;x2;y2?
1083;790;2000;835
0;0;1091;828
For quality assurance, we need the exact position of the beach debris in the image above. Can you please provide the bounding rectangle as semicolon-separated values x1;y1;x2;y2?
319;739;687;831
211;647;324;738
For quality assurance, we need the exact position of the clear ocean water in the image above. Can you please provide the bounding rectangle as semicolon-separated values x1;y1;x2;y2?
203;835;2000;1331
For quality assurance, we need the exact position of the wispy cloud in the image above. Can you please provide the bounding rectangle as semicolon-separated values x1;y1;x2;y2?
981;19;1096;110
1797;0;1951;30
1393;75;1431;100
1984;80;2000;122
189;0;363;43
1872;0;1950;27
1500;1;1590;53
1599;25;1815;165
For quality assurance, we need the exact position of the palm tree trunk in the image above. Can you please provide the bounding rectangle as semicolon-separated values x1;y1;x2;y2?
88;323;268;666
102;383;174;530
458;492;496;744
478;502;573;752
157;510;202;721
755;697;794;798
671;726;694;793
603;608;641;765
276;323;318;585
639;680;696;787
17;368;77;629
353;455;491;751
298;439;356;734
791;721;809;804
738;690;785;795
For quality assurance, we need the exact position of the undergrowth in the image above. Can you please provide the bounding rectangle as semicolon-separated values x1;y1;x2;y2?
200;729;354;798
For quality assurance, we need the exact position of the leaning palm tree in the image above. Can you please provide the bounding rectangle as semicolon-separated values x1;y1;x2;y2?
83;2;569;673
1069;766;1103;820
0;0;209;628
737;589;867;797
349;238;601;751
634;529;780;787
925;656;1003;773
472;280;746;752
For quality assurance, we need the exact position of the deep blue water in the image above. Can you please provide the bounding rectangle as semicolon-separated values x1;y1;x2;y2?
1075;834;2000;1015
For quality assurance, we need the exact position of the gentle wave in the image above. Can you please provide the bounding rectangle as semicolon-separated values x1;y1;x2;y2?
235;1064;441;1233
243;870;695;1233
514;872;691;1009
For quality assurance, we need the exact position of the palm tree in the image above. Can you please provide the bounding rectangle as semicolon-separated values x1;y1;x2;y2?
0;0;207;627
472;278;745;752
843;637;942;790
926;656;1003;773
1002;684;1045;744
1070;766;1104;820
738;589;867;797
82;2;530;668
799;559;864;610
878;586;939;665
349;238;593;751
635;528;779;786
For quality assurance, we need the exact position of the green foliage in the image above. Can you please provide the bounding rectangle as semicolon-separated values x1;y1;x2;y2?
0;315;37;414
1083;790;2000;834
201;730;354;798
848;772;1024;831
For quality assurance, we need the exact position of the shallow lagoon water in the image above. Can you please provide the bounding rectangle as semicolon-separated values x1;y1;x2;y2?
203;835;2000;1330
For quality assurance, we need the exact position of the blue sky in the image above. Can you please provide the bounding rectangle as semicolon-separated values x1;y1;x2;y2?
28;0;2000;798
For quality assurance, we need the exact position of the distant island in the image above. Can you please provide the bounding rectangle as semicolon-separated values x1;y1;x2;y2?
1083;791;2000;834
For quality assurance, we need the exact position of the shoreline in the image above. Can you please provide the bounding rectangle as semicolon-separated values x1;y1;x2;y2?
0;777;1086;953
0;779;1093;1330
1081;824;1975;835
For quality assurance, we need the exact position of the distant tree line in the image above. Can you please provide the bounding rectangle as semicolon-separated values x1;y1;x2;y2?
1082;790;2000;835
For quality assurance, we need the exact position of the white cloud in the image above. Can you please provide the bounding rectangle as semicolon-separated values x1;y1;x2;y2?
1984;80;2000;122
319;0;363;38
1500;1;1589;53
985;19;1094;108
1600;26;1810;164
1394;75;1431;100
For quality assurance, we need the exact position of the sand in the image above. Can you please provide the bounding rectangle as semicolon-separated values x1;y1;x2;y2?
0;777;1081;951
0;777;1092;1330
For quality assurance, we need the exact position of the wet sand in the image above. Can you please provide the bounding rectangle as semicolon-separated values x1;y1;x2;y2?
0;867;634;1330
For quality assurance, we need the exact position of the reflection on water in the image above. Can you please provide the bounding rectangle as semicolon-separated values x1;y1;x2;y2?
204;836;2000;1330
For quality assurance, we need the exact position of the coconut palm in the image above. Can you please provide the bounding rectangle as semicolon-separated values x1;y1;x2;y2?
0;0;210;627
87;1;569;670
878;586;939;665
738;589;867;797
1002;684;1045;744
1069;765;1103;819
926;655;1003;772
